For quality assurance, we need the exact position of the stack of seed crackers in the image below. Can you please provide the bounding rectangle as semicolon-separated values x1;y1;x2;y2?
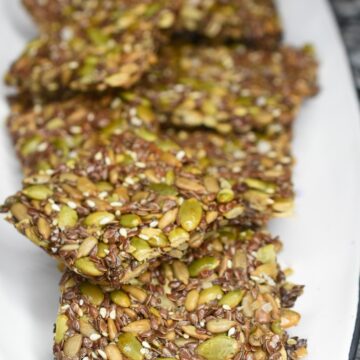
2;1;318;359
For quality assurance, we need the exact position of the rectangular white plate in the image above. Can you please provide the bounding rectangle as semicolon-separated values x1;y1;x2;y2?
0;1;360;359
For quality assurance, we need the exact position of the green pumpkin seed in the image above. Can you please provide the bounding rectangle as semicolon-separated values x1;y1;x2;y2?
179;198;203;231
58;205;78;229
195;335;239;360
244;178;276;194
23;185;53;200
219;290;245;309
10;203;30;221
97;242;109;258
206;319;237;333
79;282;104;306
55;314;69;344
216;189;235;203
172;260;189;284
110;290;131;307
188;256;220;277
75;257;105;277
120;214;142;228
168;227;190;247
141;228;169;247
77;237;98;258
130;237;154;261
185;289;200;312
271;320;283;335
84;211;115;226
122;319;151;334
37;217;51;240
135;128;157;142
20;135;42;156
198;285;223;305
117;333;144;360
223;205;244;219
256;244;276;264
148;183;178;196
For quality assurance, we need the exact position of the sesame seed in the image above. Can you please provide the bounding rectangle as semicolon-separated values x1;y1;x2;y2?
90;333;101;341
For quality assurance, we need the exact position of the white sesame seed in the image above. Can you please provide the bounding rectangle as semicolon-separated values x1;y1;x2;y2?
67;201;77;209
176;150;186;160
94;152;103;161
37;142;48;152
99;308;107;318
222;304;231;310
98;191;108;199
257;140;271;154
110;201;123;207
51;203;61;212
131;117;143;126
86;200;96;208
135;162;146;168
183;334;190;339
227;260;233;268
149;220;158;228
79;299;84;306
90;333;101;341
98;349;107;359
110;309;116;319
119;228;128;237
228;327;236;336
142;341;151;349
61;26;74;41
70;125;82;134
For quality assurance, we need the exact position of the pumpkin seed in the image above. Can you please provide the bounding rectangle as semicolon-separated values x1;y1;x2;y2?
219;290;245;309
172;260;189;284
256;244;276;264
110;290;131;307
179;198;203;231
122;319;151;334
10;203;30;221
188;256;220;277
120;214;142;228
117;333;144;360
23;185;53;200
216;189;235;203
63;334;83;357
206;319;237;333
58;205;78;228
122;285;147;303
198;285;223;305
185;289;200;312
75;257;105;277
55;314;68;344
77;237;98;258
168;227;190;247
105;344;123;360
84;211;115;226
195;335;239;360
148;183;178;196
223;205;244;219
79;282;104;306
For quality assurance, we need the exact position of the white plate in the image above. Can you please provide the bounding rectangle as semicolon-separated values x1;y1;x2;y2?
0;1;359;359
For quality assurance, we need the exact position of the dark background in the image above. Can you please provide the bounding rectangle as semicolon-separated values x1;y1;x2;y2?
331;0;360;96
330;1;360;358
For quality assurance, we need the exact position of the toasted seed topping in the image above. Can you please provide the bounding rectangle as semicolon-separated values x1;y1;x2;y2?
53;228;306;359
